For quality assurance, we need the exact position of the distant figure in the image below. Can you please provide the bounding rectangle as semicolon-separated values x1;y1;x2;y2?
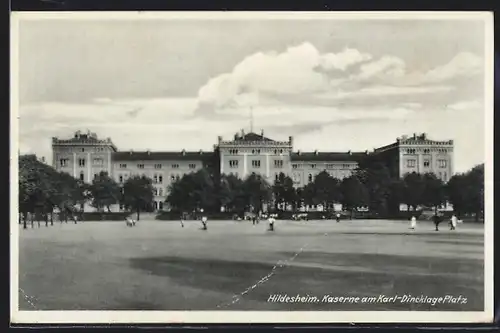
450;214;457;230
180;214;184;228
125;216;135;227
410;216;417;230
201;216;208;230
336;213;341;223
432;214;441;231
268;214;275;231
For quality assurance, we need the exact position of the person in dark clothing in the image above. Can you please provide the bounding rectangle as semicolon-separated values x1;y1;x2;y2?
432;214;442;231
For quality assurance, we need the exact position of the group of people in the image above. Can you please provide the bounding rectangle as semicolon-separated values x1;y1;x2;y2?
409;214;461;231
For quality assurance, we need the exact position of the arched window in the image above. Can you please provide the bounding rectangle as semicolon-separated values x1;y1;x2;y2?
308;174;313;183
154;201;158;210
79;172;84;181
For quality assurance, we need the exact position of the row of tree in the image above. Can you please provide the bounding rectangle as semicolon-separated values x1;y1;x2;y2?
18;155;154;228
165;162;485;221
18;153;485;225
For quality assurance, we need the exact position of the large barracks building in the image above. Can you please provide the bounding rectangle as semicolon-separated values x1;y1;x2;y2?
51;130;454;212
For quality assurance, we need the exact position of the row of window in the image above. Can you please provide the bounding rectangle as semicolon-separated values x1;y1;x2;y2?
59;157;105;167
406;159;448;168
406;148;449;154
228;159;284;168
119;163;196;169
292;163;354;170
227;149;286;155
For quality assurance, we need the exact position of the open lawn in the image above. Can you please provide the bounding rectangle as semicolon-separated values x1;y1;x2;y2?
18;219;484;311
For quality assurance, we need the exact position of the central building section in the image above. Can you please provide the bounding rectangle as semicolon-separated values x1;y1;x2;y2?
218;130;293;182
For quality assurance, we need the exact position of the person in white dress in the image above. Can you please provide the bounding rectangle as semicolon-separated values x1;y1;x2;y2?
410;216;417;230
450;214;457;230
268;214;275;231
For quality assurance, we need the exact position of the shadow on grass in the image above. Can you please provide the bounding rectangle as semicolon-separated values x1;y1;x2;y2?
129;252;484;311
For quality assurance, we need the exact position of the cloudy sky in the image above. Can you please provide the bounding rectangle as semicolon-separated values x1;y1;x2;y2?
15;14;488;173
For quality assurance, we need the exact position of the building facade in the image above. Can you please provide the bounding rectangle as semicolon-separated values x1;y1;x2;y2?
372;133;454;183
51;130;454;212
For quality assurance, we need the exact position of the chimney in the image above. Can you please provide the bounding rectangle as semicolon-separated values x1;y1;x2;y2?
147;150;150;155
298;150;301;155
181;149;186;156
365;150;368;154
314;150;318;155
241;129;245;137
218;136;222;144
261;129;264;137
348;150;352;155
41;156;45;163
413;133;416;139
234;133;238;140
289;136;293;146
199;149;203;154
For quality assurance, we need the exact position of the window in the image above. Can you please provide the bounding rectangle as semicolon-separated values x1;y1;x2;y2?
274;160;283;168
159;202;163;210
159;188;163;196
119;204;124;210
189;164;196;169
275;173;280;181
252;149;261;154
438;159;447;168
119;163;127;169
171;175;176;181
119;175;123;183
310;164;316;169
326;164;334;169
229;149;238;155
93;158;103;166
423;159;430;167
154;175;158;183
308;174;313;183
423;149;430;154
137;164;144;169
159;175;163;184
407;159;416;168
94;173;98;179
154;164;162;169
407;148;416;154
59;158;69;167
172;164;179;169
79;172;84;181
292;164;298;169
252;160;261;168
78;158;86;167
154;202;158;210
154;188;158;196
81;148;85;152
229;160;239;168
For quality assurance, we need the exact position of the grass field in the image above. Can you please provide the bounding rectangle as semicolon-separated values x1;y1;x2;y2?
18;218;484;311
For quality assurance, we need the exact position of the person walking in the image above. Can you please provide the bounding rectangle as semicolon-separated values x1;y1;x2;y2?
410;215;417;230
268;214;275;231
335;212;341;223
180;214;185;228
432;213;441;231
450;214;457;231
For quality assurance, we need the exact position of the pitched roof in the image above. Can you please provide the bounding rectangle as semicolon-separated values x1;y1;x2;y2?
290;152;367;162
234;132;275;142
112;151;212;162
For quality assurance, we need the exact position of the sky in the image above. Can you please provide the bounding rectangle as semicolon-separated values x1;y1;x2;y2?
15;14;489;173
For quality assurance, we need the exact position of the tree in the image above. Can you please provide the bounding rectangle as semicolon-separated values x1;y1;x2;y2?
421;173;446;214
467;164;484;221
401;172;426;211
340;175;369;218
242;173;272;213
272;172;295;211
355;161;393;216
447;164;484;221
312;171;342;212
89;171;121;212
122;175;154;221
166;169;217;214
219;174;246;214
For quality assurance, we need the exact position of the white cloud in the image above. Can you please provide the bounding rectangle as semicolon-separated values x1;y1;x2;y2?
446;99;483;111
319;47;372;71
355;56;406;80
